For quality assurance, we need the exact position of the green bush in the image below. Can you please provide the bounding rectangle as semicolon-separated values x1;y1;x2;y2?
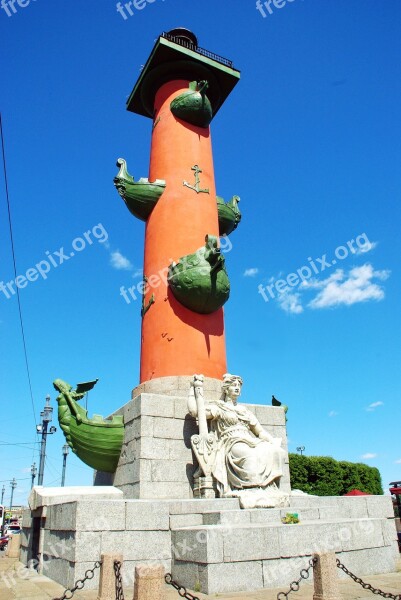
289;454;383;496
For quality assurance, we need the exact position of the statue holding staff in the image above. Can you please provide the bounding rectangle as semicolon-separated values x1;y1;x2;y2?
188;374;289;508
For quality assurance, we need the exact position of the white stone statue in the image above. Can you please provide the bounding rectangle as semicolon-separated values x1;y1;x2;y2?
188;374;289;508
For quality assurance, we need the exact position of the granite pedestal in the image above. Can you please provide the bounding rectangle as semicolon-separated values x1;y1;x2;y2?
20;382;399;593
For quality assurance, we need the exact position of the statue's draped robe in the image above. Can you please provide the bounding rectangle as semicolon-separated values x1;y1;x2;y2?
208;401;286;496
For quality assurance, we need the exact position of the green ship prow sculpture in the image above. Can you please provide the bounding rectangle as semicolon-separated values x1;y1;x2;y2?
217;195;241;236
53;378;124;473
168;234;230;314
114;158;166;221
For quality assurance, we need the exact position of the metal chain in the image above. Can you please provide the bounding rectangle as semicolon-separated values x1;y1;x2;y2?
277;557;317;600
114;560;125;600
165;573;201;600
53;560;102;600
336;559;401;600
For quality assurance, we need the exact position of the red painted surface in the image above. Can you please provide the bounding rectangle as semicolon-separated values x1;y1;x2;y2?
140;80;227;382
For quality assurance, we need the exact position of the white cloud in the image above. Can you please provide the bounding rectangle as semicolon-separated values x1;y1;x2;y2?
132;268;143;278
277;291;304;314
361;453;377;460
352;241;378;256
328;410;338;417
308;264;390;309
110;251;133;271
244;268;259;277
394;458;401;464
366;401;384;412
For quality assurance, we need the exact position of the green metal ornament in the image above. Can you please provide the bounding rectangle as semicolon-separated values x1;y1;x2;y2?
53;378;124;473
217;195;241;236
114;158;166;221
168;235;230;314
171;80;213;128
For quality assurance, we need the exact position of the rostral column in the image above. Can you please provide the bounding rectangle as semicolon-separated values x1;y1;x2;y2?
114;28;241;384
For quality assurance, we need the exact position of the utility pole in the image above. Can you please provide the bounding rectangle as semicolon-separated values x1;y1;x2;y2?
9;478;17;514
31;463;37;489
1;485;5;504
37;394;57;486
61;445;69;487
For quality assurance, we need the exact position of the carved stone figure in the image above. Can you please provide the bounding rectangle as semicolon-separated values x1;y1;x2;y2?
188;374;289;508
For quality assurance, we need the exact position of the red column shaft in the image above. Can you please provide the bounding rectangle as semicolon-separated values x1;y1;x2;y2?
139;80;227;382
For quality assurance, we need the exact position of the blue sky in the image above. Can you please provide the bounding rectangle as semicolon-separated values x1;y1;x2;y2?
0;0;400;507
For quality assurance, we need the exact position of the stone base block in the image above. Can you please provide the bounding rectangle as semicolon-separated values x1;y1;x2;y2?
94;392;290;499
21;486;397;595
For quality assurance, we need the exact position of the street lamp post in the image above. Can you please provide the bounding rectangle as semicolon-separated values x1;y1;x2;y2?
1;485;5;504
61;444;69;487
31;463;37;489
9;478;17;515
296;446;305;456
37;394;57;486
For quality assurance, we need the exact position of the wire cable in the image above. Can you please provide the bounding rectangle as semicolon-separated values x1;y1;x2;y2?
0;112;38;435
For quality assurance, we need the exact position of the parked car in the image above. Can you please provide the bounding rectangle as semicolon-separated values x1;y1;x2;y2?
0;536;9;551
4;524;21;537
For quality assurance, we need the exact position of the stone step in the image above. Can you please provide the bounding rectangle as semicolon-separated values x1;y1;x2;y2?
201;507;321;526
171;517;398;594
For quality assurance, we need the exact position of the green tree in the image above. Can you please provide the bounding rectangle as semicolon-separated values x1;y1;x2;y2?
289;454;384;496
